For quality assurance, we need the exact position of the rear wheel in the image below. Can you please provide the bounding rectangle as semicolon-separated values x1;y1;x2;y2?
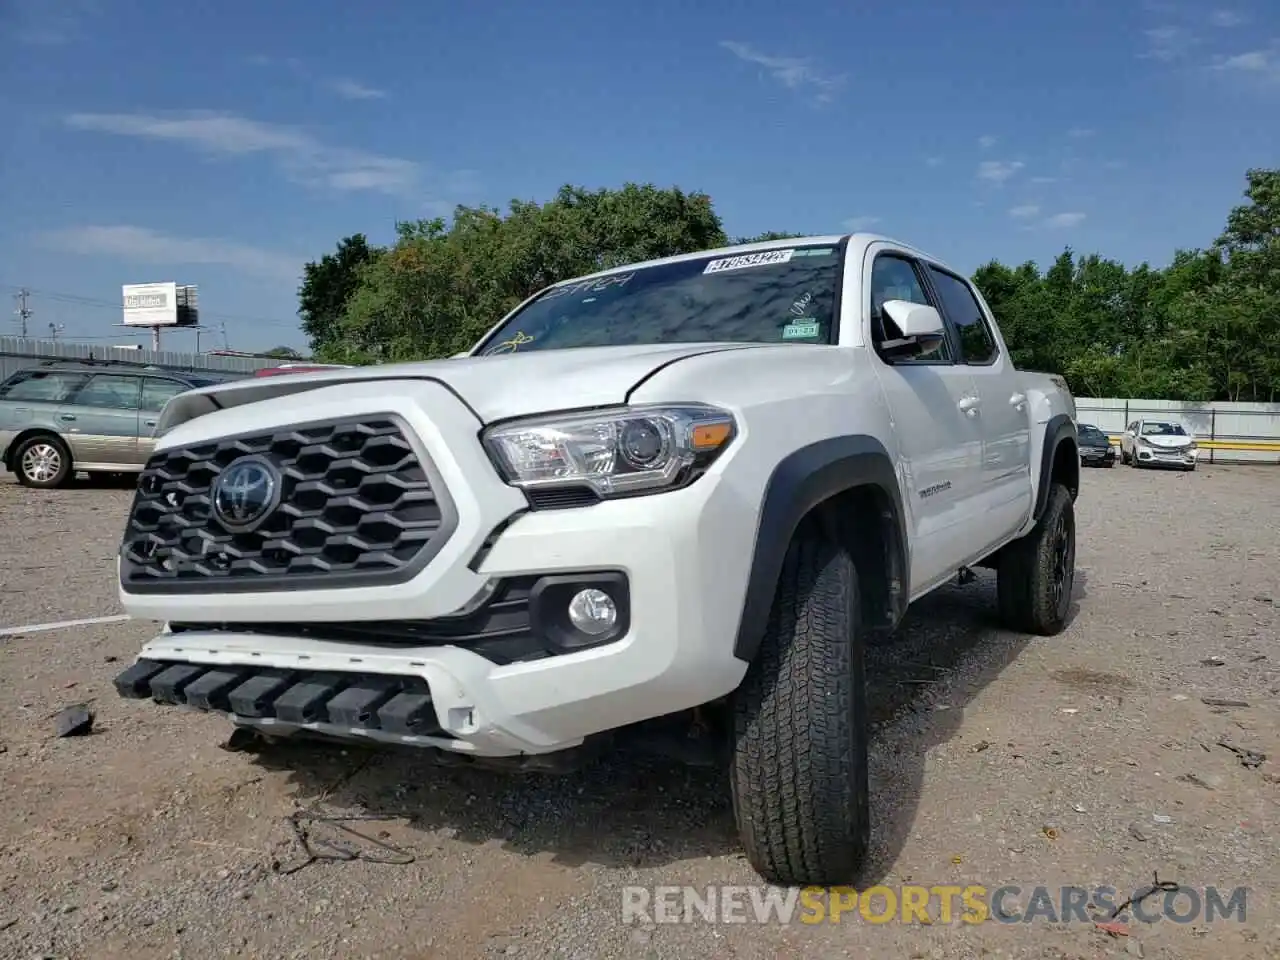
997;482;1076;635
729;521;870;886
14;434;72;489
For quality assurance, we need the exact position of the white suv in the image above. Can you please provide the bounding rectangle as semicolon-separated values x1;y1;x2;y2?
111;234;1080;886
1119;418;1198;470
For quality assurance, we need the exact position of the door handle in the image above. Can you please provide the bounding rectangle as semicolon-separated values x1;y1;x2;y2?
957;396;980;416
145;419;157;427
1010;392;1027;411
58;414;76;422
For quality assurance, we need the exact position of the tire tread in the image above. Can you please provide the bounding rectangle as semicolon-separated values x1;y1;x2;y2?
730;525;869;886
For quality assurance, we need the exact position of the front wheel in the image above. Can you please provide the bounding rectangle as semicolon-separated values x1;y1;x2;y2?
14;434;72;488
996;482;1076;635
729;522;870;887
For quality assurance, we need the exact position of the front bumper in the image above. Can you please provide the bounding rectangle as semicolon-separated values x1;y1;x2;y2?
1080;445;1115;464
1135;445;1197;467
114;380;755;756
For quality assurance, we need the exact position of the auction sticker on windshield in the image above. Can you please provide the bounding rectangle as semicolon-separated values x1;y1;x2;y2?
703;249;795;274
782;320;820;340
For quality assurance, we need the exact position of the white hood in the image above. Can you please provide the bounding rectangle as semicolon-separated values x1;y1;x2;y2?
1141;433;1192;448
159;343;764;431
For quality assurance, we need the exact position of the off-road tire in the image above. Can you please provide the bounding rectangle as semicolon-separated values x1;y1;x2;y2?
729;522;870;887
13;434;73;489
996;482;1076;635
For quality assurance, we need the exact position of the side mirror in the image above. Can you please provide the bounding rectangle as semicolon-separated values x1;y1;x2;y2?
880;300;946;359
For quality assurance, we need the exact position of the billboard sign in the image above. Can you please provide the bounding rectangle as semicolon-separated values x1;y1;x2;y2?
121;283;199;327
122;282;177;326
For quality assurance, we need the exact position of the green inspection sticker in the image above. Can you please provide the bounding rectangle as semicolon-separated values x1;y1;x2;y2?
782;320;821;340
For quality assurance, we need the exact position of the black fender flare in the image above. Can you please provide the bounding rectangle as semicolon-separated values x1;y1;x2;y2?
733;435;908;663
1033;413;1078;521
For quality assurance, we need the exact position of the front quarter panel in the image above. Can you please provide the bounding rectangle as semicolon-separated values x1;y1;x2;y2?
628;343;906;659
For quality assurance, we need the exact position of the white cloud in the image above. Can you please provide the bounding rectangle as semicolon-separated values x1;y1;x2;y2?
1067;127;1095;138
719;41;846;103
247;56;389;102
1212;48;1280;79
1209;9;1245;27
977;134;997;150
39;226;303;282
63;111;434;196
843;216;882;231
1009;204;1041;219
977;160;1025;184
1045;212;1086;228
1139;25;1199;61
925;156;944;167
326;78;388;101
1030;176;1060;184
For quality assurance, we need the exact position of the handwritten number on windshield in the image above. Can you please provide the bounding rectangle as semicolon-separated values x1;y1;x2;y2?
489;331;536;354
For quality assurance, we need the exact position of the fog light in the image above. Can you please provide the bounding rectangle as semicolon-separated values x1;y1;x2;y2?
567;588;617;635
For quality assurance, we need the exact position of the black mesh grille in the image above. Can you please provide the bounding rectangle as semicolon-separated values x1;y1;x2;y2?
121;415;454;592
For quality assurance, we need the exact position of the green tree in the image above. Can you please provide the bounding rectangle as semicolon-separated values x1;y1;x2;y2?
298;234;381;356
733;231;807;244
324;183;726;363
304;167;1280;401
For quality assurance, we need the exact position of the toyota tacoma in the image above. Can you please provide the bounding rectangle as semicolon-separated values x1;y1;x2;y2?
110;233;1080;886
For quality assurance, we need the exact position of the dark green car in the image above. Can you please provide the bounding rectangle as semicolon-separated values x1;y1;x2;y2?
1077;422;1116;467
0;361;238;488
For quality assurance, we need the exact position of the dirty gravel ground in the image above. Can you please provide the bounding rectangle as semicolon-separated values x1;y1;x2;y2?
0;464;1277;960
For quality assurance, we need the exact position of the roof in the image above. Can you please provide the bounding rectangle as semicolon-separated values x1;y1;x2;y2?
24;359;232;380
544;232;948;287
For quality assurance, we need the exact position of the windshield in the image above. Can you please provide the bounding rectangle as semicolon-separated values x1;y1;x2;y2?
1079;425;1105;438
476;243;844;355
1140;421;1186;436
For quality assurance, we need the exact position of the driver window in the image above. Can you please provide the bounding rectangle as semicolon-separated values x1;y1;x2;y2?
869;254;952;362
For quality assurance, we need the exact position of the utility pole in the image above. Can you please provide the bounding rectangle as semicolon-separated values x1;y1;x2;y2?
220;320;230;352
48;322;65;340
13;288;32;337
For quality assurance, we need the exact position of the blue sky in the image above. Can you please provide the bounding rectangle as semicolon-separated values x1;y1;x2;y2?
1;0;1277;354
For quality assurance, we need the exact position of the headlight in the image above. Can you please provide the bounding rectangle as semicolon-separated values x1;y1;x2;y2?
1188;441;1198;451
482;403;737;497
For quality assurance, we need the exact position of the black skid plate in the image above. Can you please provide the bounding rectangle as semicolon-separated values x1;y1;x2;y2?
113;658;445;738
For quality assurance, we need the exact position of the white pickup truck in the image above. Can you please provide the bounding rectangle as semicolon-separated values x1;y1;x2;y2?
111;233;1080;887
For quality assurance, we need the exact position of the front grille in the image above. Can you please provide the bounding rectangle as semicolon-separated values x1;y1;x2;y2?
169;576;548;665
121;415;457;593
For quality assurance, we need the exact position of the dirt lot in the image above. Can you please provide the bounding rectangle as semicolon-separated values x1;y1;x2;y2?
0;463;1277;960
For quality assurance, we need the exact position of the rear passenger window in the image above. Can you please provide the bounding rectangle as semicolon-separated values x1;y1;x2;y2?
926;266;999;365
141;378;190;411
0;371;89;402
73;375;142;410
